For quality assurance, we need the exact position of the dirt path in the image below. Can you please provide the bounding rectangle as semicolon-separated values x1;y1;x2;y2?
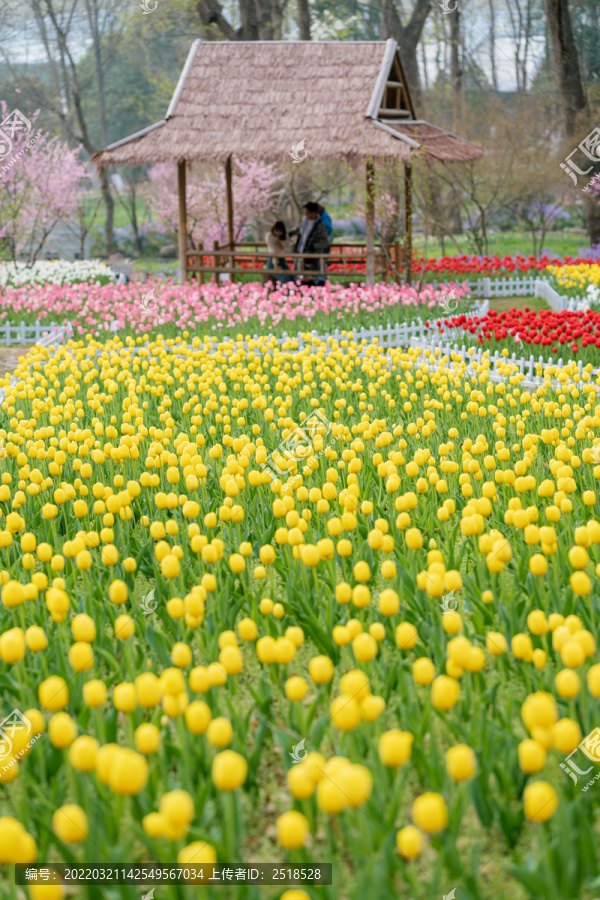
0;345;29;378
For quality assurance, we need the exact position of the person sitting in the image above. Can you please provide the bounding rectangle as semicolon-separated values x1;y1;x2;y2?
265;221;294;284
316;202;333;243
294;202;329;285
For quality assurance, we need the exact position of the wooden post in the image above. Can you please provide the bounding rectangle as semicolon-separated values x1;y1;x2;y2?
365;157;375;286
198;243;204;285
404;163;412;286
225;155;235;284
213;240;220;282
177;160;187;286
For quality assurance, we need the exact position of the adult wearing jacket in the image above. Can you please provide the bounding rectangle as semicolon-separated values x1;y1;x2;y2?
294;201;329;284
316;203;333;243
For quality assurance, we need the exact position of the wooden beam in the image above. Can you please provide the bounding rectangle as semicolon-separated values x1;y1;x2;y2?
404;163;412;286
177;160;187;286
378;109;412;118
365;157;375;286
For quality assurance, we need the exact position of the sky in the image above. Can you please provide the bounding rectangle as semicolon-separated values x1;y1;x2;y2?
4;11;92;65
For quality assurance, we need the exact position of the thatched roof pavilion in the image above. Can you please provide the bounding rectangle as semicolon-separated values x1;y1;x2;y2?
93;39;483;284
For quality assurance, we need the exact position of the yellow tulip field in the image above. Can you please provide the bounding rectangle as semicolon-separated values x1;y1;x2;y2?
1;331;600;900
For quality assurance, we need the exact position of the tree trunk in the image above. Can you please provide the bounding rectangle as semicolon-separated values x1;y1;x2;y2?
449;8;464;130
544;0;587;137
84;0;108;146
100;168;114;256
297;0;311;40
488;0;498;91
584;197;600;247
521;0;534;91
239;0;260;39
272;0;284;38
195;0;238;38
256;0;274;39
446;185;463;235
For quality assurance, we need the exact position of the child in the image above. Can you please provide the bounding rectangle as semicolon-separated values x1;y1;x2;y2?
265;221;294;284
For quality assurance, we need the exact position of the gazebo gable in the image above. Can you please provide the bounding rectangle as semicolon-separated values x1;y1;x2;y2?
366;43;416;124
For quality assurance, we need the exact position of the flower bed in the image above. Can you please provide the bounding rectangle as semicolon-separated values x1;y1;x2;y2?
435;307;600;365
546;263;600;298
0;279;471;337
0;260;116;287
414;253;562;281
413;254;600;286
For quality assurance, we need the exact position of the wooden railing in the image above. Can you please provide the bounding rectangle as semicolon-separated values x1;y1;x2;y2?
185;241;407;284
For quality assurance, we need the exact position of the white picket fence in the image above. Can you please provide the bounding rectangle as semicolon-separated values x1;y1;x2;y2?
0;320;74;347
473;276;538;298
533;278;591;313
240;300;491;352
405;336;596;391
471;276;591;312
0;375;19;404
283;318;430;351
471;275;586;310
534;279;566;311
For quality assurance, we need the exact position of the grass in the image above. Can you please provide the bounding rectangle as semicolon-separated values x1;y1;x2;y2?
409;230;590;261
488;297;548;313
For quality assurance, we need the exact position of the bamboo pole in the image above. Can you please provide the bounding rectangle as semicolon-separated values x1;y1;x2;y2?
177;160;187;286
404;163;412;285
365;157;375;286
225;156;235;284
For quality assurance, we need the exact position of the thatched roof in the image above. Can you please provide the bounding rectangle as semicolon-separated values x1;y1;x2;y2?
92;39;483;167
375;120;484;164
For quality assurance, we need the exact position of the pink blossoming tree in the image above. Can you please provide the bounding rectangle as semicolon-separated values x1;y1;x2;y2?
0;104;88;265
145;160;282;248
